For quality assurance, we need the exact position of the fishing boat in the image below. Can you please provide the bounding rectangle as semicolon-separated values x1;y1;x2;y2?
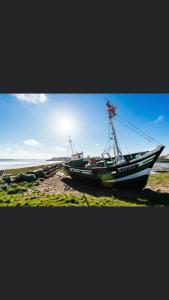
64;101;165;189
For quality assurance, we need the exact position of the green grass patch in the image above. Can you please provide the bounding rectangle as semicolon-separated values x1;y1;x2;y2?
0;172;168;207
0;185;143;207
0;189;152;207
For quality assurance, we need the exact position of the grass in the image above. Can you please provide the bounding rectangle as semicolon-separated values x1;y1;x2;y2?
0;169;169;207
0;190;143;207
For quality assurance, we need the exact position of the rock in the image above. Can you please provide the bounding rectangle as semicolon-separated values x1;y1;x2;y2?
14;173;37;183
26;168;46;179
43;164;59;173
45;171;56;178
43;166;52;172
0;170;4;176
23;174;37;182
56;171;65;177
39;178;45;182
3;176;12;184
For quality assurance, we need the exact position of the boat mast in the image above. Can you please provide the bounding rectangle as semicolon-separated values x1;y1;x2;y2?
68;135;74;155
106;101;123;159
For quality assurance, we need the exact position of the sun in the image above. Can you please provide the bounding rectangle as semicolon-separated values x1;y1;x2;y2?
48;108;79;138
58;118;74;133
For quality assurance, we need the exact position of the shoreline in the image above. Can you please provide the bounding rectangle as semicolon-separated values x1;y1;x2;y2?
0;160;64;171
1;162;169;174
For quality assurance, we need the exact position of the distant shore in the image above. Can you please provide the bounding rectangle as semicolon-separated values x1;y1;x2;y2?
0;159;64;171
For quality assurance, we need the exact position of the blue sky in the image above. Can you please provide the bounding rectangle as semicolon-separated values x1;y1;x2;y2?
0;93;168;159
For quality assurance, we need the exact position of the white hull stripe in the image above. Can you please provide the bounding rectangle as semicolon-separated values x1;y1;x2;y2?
118;155;156;171
70;168;92;175
139;156;155;166
131;145;163;162
111;168;151;183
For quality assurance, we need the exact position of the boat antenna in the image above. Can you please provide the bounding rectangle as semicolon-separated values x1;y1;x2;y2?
106;100;123;160
68;134;74;155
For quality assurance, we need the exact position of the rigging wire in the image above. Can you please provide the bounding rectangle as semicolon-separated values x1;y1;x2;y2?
114;119;132;157
117;114;160;144
102;98;160;160
116;117;157;145
111;120;123;157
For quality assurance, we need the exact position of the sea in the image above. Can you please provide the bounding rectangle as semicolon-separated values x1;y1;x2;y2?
0;159;59;170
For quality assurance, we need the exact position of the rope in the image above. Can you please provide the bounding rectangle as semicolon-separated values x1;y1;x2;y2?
116;117;157;145
117;114;160;144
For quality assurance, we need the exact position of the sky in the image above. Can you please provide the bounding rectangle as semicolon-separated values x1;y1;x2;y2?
0;93;168;159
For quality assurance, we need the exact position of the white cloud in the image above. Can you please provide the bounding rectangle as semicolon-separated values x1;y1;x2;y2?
155;115;164;124
14;94;48;104
23;139;40;146
96;143;100;147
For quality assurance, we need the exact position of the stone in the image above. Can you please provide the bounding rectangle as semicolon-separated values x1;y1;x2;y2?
14;173;37;183
26;168;46;179
3;176;12;184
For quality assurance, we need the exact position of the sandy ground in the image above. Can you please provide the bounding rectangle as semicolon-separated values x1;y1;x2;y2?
35;171;169;196
146;185;169;193
35;172;81;195
35;171;118;197
146;183;169;193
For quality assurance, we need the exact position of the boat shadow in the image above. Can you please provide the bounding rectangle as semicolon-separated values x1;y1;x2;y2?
62;177;169;206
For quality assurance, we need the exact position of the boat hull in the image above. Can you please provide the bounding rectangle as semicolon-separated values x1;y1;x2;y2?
64;145;165;190
64;167;150;189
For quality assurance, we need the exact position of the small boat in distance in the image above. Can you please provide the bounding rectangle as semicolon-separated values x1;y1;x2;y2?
64;101;165;189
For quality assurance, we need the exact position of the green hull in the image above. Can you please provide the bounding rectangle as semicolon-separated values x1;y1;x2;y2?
64;145;165;190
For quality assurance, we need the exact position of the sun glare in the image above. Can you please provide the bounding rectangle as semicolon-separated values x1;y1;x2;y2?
58;118;74;133
48;108;80;139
